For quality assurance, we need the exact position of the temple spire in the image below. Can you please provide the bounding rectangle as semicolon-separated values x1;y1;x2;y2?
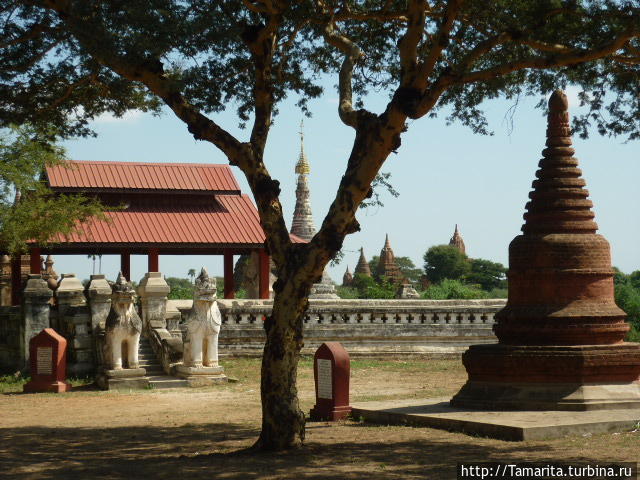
521;89;597;235
376;234;403;284
449;224;466;254
295;120;311;175
290;120;316;241
354;247;372;277
342;266;353;287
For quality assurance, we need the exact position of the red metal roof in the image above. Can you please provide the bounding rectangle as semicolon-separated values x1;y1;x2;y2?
47;194;308;248
46;160;240;193
52;194;264;246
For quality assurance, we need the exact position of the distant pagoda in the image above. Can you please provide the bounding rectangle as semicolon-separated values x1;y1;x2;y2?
376;234;404;284
290;121;316;242
342;266;353;286
354;247;372;277
449;224;466;254
289;121;338;298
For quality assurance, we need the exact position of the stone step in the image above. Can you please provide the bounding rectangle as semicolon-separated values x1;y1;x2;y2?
137;353;157;360
146;376;189;389
137;361;161;368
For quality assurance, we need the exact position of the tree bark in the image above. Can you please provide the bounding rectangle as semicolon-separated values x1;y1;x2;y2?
254;274;309;450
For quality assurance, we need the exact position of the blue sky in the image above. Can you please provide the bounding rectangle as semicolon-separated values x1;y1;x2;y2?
55;86;640;284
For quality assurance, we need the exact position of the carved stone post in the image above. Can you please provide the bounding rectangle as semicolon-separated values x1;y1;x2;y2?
0;255;11;306
87;274;112;369
22;274;52;370
56;273;90;376
55;274;86;329
137;272;170;331
87;274;112;332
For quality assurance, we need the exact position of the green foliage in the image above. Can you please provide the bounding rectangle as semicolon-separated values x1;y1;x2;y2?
485;287;508;299
423;245;470;284
613;270;640;338
348;273;396;299
336;285;359;299
465;258;507;291
0;125;106;253
166;276;193;300
4;3;640;141
421;279;488;300
187;269;196;282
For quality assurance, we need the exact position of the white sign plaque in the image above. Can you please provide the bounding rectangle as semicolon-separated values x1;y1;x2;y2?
37;347;52;375
317;359;332;399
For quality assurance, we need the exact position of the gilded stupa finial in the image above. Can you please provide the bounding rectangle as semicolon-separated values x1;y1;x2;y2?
295;120;310;175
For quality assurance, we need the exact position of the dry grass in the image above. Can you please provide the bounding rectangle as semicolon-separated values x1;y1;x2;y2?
1;357;638;479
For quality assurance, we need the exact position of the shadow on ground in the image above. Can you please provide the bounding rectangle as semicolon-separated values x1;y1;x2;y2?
0;423;601;480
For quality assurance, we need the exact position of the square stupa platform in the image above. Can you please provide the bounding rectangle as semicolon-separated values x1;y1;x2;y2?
351;398;640;441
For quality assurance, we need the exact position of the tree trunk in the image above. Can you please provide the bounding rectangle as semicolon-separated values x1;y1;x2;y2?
254;277;308;450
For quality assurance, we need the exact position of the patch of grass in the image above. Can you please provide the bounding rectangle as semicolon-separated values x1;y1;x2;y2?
0;373;95;393
0;372;28;393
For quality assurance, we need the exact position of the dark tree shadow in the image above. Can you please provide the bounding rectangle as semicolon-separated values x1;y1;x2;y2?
0;423;605;480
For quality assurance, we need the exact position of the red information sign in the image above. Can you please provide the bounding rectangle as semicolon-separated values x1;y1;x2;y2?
23;328;71;393
309;342;352;421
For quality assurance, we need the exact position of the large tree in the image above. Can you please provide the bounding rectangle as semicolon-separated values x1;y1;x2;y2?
0;125;104;254
423;244;470;283
3;1;640;450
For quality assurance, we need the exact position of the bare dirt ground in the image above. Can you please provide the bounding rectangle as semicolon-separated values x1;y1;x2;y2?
1;357;638;479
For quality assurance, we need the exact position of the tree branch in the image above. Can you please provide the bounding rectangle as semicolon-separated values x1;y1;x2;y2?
417;0;464;85
455;30;638;86
398;0;427;87
0;21;51;49
322;18;364;128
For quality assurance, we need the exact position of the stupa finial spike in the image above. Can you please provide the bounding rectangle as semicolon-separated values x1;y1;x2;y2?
549;89;569;113
294;119;310;175
521;89;597;234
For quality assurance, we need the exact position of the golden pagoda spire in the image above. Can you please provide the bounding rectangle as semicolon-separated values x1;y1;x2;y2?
295;120;311;175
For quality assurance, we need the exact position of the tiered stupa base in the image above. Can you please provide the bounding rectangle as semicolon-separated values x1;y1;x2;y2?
451;343;640;410
309;269;339;299
175;364;228;387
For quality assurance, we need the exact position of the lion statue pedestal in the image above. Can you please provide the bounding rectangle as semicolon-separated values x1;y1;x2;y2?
175;268;228;386
97;272;148;390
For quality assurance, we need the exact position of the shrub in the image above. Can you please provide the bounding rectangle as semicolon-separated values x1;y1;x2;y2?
421;279;487;300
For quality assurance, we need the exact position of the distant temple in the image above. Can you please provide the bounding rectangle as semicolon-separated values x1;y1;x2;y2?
354;247;372;277
376;234;404;284
449;224;466;254
289;121;338;298
290;122;316;242
342;266;353;286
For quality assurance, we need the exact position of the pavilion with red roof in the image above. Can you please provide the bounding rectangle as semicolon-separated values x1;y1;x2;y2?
18;160;280;301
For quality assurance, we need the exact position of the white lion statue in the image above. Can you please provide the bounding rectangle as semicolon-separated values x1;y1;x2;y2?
183;268;222;368
104;272;142;370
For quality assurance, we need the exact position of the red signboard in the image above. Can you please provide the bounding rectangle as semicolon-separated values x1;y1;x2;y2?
309;342;352;421
23;328;71;393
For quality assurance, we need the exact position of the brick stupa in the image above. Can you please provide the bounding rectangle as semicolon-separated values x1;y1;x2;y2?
449;224;466;254
451;90;640;411
376;234;404;284
354;247;372;277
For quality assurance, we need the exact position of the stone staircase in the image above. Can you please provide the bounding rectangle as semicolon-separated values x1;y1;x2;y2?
138;337;188;389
